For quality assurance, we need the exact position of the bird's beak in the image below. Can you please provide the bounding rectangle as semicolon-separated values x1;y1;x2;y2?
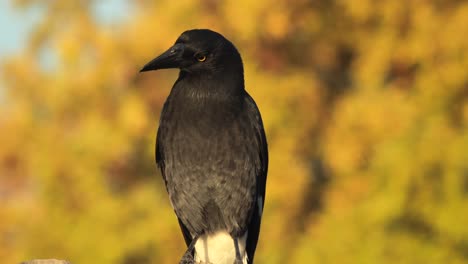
140;43;185;72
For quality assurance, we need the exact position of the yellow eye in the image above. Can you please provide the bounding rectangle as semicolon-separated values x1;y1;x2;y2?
196;55;206;62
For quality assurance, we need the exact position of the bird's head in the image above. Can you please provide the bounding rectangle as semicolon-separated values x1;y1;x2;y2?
140;29;243;75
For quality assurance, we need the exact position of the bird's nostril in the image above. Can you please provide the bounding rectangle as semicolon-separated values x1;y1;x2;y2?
170;43;184;55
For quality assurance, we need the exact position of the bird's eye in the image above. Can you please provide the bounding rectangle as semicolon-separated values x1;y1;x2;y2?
196;54;207;62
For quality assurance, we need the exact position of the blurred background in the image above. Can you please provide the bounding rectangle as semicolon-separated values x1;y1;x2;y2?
1;0;468;263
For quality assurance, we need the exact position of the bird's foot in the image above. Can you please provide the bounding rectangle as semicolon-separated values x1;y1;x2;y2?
179;253;195;264
233;260;243;264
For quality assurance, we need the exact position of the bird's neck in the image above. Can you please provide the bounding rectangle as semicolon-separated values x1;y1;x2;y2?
175;70;245;100
166;72;245;123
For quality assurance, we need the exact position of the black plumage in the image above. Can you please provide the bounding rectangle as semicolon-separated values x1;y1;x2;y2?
140;29;268;264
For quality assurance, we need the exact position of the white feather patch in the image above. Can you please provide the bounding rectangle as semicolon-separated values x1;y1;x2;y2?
194;231;248;264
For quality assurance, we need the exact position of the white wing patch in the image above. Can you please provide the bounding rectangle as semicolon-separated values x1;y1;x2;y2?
258;196;263;216
194;231;248;264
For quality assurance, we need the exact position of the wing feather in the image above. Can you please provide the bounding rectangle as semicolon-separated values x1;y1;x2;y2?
244;93;268;264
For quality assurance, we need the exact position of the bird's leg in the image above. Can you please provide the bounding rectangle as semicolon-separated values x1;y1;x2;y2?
179;235;200;264
233;237;243;264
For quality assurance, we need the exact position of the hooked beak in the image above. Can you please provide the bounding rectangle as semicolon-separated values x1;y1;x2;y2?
139;43;185;72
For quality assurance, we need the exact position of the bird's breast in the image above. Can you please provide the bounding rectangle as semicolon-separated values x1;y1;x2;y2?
161;98;247;159
166;114;242;163
157;94;261;235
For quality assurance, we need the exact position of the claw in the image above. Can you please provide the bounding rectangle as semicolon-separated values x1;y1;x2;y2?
179;253;195;264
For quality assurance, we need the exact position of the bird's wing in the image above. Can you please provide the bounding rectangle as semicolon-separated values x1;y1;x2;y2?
244;93;268;264
156;115;194;248
177;218;194;247
155;129;167;186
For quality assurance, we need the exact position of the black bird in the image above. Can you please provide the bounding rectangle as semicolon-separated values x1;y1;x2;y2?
140;29;268;264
